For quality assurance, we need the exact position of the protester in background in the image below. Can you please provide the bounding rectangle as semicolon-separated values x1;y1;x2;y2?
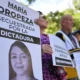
72;30;80;46
9;41;38;80
56;14;79;50
55;14;79;80
35;11;67;80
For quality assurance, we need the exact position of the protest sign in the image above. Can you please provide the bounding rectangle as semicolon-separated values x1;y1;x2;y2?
49;34;74;67
70;49;80;79
0;0;43;80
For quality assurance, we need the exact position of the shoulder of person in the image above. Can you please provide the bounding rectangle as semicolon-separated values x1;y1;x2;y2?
55;32;65;42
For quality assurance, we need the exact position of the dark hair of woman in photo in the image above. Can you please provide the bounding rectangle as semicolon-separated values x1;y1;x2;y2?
9;41;38;80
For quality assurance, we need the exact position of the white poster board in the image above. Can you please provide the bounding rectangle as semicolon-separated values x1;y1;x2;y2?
0;0;43;80
49;34;74;67
71;50;80;79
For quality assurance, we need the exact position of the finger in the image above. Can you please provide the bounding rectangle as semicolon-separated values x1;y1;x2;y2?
44;46;52;51
46;49;53;54
43;47;53;54
42;44;52;49
45;44;52;49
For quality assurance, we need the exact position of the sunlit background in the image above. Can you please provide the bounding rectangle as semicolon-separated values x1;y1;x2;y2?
15;0;80;34
16;0;74;15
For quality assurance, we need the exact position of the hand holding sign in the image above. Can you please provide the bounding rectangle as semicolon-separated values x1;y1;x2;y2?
42;44;53;54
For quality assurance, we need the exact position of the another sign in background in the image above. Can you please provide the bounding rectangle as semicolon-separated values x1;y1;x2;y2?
49;34;74;67
70;49;80;79
0;0;43;80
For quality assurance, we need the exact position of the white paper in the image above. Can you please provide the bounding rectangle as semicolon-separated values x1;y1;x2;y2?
0;0;43;80
72;52;80;79
49;34;74;67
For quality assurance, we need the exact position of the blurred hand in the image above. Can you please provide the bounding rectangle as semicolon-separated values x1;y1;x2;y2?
34;18;48;28
42;44;53;54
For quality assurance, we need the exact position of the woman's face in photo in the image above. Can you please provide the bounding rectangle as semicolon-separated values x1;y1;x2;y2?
11;46;30;75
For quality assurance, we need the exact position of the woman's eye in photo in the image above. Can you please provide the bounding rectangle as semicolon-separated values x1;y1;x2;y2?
21;55;27;58
21;54;28;58
11;56;17;59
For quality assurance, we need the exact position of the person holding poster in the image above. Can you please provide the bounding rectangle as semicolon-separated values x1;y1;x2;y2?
55;14;80;80
35;11;67;80
9;41;38;80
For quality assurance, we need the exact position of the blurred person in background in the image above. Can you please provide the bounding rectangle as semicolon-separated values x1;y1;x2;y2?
56;14;79;80
72;30;80;46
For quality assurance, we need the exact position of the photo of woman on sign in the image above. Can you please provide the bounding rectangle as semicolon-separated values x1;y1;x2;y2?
9;41;38;80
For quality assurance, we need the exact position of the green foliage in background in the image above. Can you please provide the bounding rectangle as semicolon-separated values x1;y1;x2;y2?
26;0;80;34
45;4;80;34
45;11;63;34
73;0;80;10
